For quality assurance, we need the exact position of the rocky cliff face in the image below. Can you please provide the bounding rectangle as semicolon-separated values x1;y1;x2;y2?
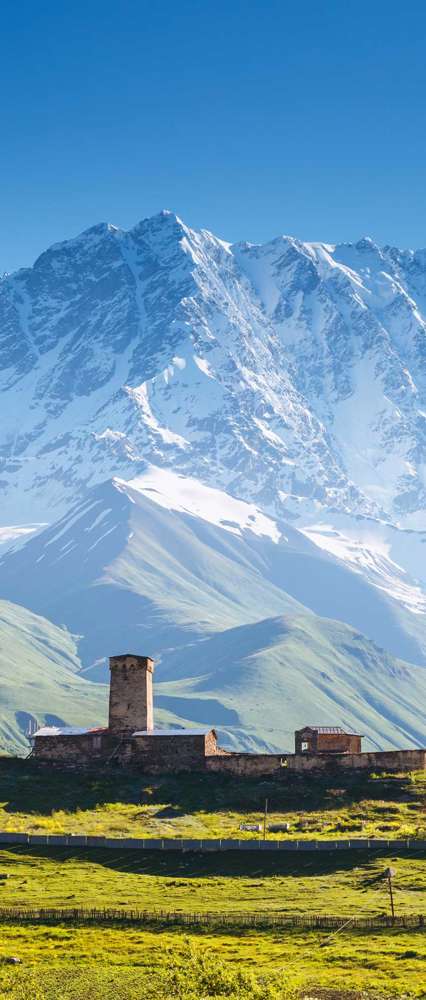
2;211;426;526
2;211;426;751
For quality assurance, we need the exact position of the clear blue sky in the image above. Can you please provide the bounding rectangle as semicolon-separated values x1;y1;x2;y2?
1;0;426;272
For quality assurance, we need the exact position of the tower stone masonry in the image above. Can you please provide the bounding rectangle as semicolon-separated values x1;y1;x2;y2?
108;654;154;734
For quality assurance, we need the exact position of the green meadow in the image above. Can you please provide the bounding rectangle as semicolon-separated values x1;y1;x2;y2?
0;759;424;841
0;844;423;997
0;924;424;998
0;761;424;998
0;845;423;916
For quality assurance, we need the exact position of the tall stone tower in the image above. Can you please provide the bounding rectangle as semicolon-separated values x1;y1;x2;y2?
108;655;154;734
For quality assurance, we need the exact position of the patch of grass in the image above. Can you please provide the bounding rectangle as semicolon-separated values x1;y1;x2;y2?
0;846;423;917
0;764;423;998
0;926;424;997
0;760;424;842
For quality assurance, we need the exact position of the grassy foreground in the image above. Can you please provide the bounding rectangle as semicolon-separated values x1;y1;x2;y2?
0;762;423;998
0;846;423;997
0;925;425;998
0;760;425;841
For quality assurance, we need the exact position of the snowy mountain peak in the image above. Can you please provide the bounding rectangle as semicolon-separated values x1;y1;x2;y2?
2;211;426;532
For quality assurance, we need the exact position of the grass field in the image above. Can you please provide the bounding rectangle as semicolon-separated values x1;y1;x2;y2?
0;845;423;916
0;923;424;997
0;759;425;841
0;761;424;998
0;846;423;996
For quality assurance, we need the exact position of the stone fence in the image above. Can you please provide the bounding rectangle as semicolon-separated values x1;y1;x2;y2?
0;832;424;851
205;747;426;776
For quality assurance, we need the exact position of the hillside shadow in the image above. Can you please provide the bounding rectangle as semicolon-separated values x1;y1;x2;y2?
0;758;417;820
2;844;419;881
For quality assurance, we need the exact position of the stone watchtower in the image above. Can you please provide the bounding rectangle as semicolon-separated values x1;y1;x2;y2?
108;655;154;734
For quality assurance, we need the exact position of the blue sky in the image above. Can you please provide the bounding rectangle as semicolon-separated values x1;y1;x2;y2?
1;0;426;272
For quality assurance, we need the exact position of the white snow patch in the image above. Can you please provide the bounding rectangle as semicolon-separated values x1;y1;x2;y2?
86;524;118;552
302;522;426;614
193;355;215;378
125;383;189;448
0;524;44;548
116;466;281;543
84;509;112;533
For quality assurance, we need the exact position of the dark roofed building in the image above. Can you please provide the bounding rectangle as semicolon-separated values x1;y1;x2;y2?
295;726;362;755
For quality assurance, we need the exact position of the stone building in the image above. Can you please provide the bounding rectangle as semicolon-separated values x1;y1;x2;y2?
294;726;362;755
31;651;426;775
31;653;223;771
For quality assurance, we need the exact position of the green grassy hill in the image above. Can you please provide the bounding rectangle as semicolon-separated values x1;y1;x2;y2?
156;613;426;751
2;481;426;752
0;600;107;751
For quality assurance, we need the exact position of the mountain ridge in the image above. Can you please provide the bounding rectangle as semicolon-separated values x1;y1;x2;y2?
1;211;426;751
2;210;426;529
1;470;425;751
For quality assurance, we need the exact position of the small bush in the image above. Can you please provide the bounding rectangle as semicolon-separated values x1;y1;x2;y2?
0;944;294;1000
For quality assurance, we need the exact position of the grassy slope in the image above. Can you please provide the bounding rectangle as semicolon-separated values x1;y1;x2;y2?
0;760;424;840
0;601;107;752
4;593;425;757
156;614;426;751
2;482;426;755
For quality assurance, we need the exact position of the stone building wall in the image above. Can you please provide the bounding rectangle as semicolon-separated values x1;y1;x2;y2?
32;733;426;776
108;655;154;734
206;747;426;777
32;728;224;772
317;732;361;753
294;729;362;754
31;732;113;765
130;731;222;773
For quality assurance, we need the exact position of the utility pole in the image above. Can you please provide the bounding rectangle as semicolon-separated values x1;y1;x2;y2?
263;798;268;840
385;867;396;922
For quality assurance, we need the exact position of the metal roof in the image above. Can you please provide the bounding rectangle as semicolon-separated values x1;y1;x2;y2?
32;726;213;739
314;726;346;734
298;726;362;735
132;728;214;737
32;726;107;738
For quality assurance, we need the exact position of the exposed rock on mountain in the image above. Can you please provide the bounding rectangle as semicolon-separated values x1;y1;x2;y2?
2;212;426;751
2;212;426;527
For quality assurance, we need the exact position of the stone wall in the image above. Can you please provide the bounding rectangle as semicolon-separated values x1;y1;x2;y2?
32;732;116;765
32;731;426;776
206;748;426;777
324;748;426;773
131;733;209;772
206;753;286;776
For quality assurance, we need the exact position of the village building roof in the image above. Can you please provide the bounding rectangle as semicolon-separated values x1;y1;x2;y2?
297;725;363;735
31;726;108;738
132;727;215;737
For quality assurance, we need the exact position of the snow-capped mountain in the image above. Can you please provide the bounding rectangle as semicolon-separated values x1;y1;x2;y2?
1;470;426;751
2;210;426;750
3;211;426;530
